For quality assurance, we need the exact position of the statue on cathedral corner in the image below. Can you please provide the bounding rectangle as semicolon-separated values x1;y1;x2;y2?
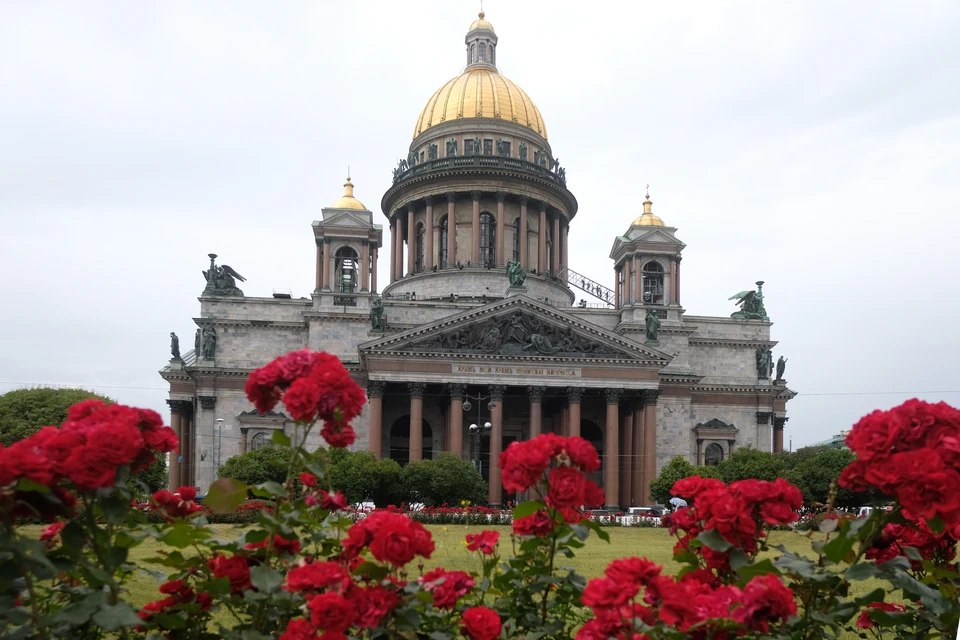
506;260;526;287
776;355;788;382
202;253;246;297
170;332;181;360
729;281;768;320
644;308;661;344
370;296;384;332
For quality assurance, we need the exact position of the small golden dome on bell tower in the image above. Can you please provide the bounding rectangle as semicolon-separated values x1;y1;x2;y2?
329;171;368;211
631;185;665;226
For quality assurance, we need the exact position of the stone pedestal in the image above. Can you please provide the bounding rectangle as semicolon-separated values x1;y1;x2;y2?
168;359;184;370
196;359;215;367
505;285;528;297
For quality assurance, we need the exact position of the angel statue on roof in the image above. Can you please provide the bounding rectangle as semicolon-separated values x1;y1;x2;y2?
729;281;768;320
202;253;246;297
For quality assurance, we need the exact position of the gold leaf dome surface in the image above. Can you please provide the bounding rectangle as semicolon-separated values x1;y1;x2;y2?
469;11;495;33
329;176;367;210
413;67;548;140
631;191;665;226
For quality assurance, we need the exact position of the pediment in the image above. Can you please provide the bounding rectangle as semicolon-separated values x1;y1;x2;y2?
319;209;374;228
627;228;682;245
359;295;671;365
694;418;739;432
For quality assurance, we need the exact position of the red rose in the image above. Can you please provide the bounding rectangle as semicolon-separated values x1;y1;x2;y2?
321;420;357;448
208;554;252;594
563;436;601;473
546;466;586;509
299;472;318;487
513;509;555;537
604;557;662;588
465;530;500;554
368;512;435;566
6;436;57;487
846;409;902;461
461;606;502;640
85;415;144;465
351;583;399;628
581;577;638;609
889;449;960;521
856;602;908;629
285;561;348;593
731;574;797;633
671;476;725;500
307;591;355;633
319;489;348;511
141;425;179;454
584;479;605;507
62;447;116;490
499;439;552;493
279;618;318;640
421;568;474;608
178;486;197;501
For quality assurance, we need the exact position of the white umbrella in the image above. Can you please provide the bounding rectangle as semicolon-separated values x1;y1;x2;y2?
669;497;688;508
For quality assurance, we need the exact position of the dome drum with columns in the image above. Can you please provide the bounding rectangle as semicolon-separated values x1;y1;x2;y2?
160;11;795;510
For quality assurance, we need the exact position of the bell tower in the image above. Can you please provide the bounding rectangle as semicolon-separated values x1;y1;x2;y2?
609;188;685;323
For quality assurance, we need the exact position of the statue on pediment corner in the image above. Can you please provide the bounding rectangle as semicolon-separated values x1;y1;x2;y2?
202;253;245;297
370;296;384;332
506;260;526;287
776;356;787;381
729;281;768;320
170;332;181;360
645;308;661;343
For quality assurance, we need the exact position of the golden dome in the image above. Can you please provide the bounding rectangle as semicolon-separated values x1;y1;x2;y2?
469;11;495;33
413;67;547;139
631;188;665;226
329;175;367;210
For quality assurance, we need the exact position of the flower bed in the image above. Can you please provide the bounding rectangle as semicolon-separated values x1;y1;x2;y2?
1;349;959;639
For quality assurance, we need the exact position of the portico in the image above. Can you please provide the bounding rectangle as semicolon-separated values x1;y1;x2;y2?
359;295;669;507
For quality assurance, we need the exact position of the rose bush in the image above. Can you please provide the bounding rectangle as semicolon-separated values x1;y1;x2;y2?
0;349;958;639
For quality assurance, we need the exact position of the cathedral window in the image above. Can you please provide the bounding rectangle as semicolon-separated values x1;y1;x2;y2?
512;218;520;262
415;223;425;273
490;43;496;66
704;443;724;466
470;43;476;63
642;261;665;304
464;139;475;155
479;212;496;267
479;42;486;62
483;139;493;155
250;432;271;451
439;217;449;267
335;247;358;293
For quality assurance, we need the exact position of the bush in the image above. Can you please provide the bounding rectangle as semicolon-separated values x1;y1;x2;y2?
218;446;299;487
0;387;114;446
400;453;488;507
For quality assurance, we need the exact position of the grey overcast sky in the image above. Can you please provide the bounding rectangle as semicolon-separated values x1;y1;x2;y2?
1;1;958;447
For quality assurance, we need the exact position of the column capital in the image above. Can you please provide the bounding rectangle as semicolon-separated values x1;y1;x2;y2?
673;253;683;264
488;385;506;401
539;203;548;213
367;381;386;398
495;191;507;203
323;237;333;245
197;396;216;411
518;196;529;206
527;385;545;403
470;190;482;201
361;239;369;247
567;386;585;404
407;382;426;399
446;191;457;203
167;399;194;415
424;195;434;206
642;389;660;406
773;416;789;430
315;237;323;247
606;388;622;405
756;411;773;425
448;383;466;400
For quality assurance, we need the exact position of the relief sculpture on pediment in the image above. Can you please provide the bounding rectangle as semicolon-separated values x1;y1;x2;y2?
403;310;621;357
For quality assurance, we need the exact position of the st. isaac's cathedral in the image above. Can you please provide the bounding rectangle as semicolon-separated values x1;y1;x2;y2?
160;12;795;507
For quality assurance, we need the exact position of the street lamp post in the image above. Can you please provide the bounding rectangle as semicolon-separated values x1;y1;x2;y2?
462;392;496;474
469;421;492;472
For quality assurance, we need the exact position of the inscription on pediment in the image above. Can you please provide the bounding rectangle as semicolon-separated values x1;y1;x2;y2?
410;310;621;357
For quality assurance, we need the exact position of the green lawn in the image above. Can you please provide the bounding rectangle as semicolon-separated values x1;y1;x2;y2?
22;523;884;605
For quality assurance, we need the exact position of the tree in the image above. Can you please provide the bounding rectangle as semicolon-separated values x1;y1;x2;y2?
784;446;871;509
649;456;695;505
324;448;381;505
714;447;785;483
218;446;296;487
400;453;487;507
0;387;165;494
0;387;114;446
